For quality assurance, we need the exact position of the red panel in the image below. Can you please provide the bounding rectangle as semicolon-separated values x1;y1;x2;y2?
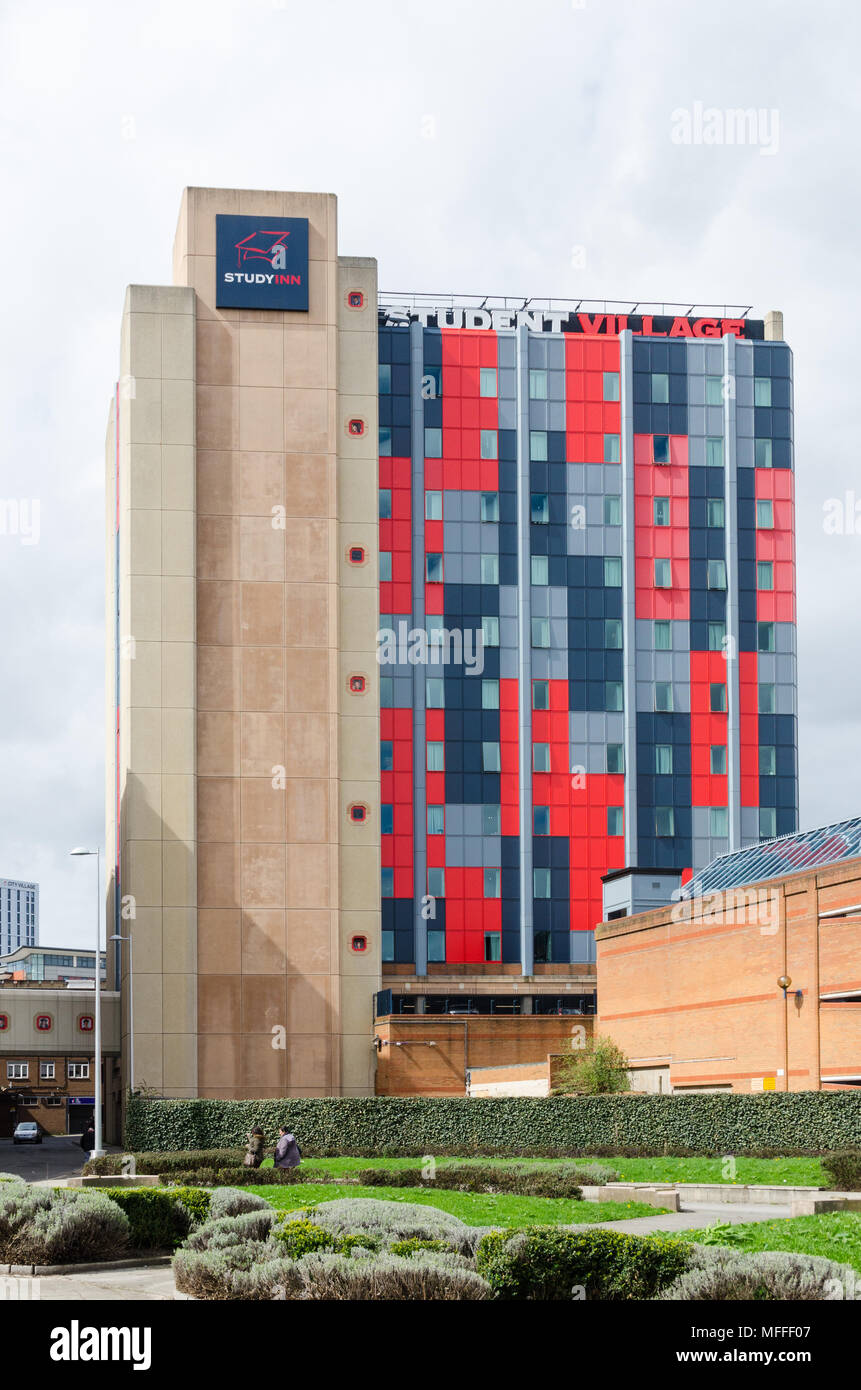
568;772;626;933
689;651;728;810
739;650;759;806
634;435;690;620
755;468;796;623
438;330;499;491
380;707;413;897
565;336;621;464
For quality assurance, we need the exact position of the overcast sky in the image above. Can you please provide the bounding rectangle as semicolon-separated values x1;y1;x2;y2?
0;0;858;949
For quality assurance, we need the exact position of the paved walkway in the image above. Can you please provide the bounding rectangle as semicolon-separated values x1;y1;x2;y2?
569;1200;792;1236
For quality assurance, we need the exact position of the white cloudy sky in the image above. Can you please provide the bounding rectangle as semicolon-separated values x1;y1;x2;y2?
0;0;858;948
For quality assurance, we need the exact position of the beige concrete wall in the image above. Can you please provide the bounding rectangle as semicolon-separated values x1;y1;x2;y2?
164;187;381;1097
108;284;198;1099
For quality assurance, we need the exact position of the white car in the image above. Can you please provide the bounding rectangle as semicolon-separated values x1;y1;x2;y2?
12;1121;41;1145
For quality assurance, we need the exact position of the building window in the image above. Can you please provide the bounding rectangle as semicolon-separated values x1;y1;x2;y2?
603;495;621;526
531;555;549;585
380;676;393;708
77;1015;94;1033
534;931;552;963
427;742;444;771
531;493;549;524
484;932;502;963
482;741;501;772
424;366;442;397
532;679;549;711
379;551;392;582
378;427;392;456
757;561;774;591
7;1062;28;1079
484;868;501;898
378;488;392;519
653;435;670;464
530;430;548;461
480;554;499;585
604;619;622;649
655;807;675;837
605;681;623;711
653;497;670;527
380;740;393;772
381;867;394;898
655;744;673;775
710;745;727;775
35;1014;53;1032
604;556;622;587
705;375;724;406
607;743;624;774
707;559;727;590
706;498;725;528
427;930;445;963
760;807;777;839
428;867;445;898
347;418;365;437
482;679;499;710
426;678;445;709
758;622;775;652
533;868;551;899
348;546;366;566
381;804;393;835
760;745;776;776
754;377;772;407
607;806;624;836
755;439;773;469
533;743;551;773
481;492;499;522
651;372;669;403
427;805;444;835
424;427;442;458
381;930;394;962
654;558;672;589
40;1060;55;1080
604;434;621;463
533;806;550;835
378;363;391;394
529;369;548;400
351;935;368;953
710;807;729;837
708;621;726;652
759;683;776;714
480;429;498;460
426;553;443;583
706;437;724;467
349;804;368;824
0;1016;8;1032
480;367;498;398
756;499;774;528
425;490;442;520
482;616;500;647
654;620;671;650
603;371;620;401
482;805;501;834
710;683;727;712
68;1062;90;1080
655;682;673;712
531;617;550;648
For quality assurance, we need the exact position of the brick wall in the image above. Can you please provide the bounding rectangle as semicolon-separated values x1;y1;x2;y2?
374;1014;593;1095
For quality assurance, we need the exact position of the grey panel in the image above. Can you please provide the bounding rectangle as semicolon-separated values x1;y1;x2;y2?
547;339;566;371
498;397;517;430
499;585;518;617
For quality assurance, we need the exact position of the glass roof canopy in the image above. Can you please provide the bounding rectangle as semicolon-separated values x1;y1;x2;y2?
681;816;861;901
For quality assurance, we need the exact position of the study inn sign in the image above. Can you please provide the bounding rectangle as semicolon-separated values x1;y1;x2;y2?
215;214;309;311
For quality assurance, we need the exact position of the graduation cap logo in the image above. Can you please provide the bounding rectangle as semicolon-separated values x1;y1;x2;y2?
233;229;291;271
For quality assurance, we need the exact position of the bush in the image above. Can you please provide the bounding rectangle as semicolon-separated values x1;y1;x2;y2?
184;1210;277;1251
96;1187;210;1251
658;1245;858;1300
0;1187;130;1265
552;1037;631;1096
292;1250;491;1301
822;1151;861;1191
389;1237;457;1257
476;1226;691;1300
174;1242;298;1300
354;1162;585;1199
303;1198;475;1254
207;1187;271;1220
83;1148;244;1177
0;1173;23;1184
272;1218;343;1259
126;1093;861;1158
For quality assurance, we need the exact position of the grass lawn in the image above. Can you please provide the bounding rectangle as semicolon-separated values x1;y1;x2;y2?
246;1182;663;1228
674;1212;861;1274
257;1153;826;1187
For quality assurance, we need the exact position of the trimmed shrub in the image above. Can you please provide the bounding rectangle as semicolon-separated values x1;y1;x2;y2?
353;1162;585;1198
96;1187;209;1251
389;1237;458;1257
126;1092;861;1158
0;1173;24;1184
173;1241;298;1300
476;1226;691;1300
658;1245;858;1301
207;1187;271;1220
0;1187;129;1265
83;1149;244;1177
292;1250;491;1301
184;1210;277;1251
821;1151;861;1191
302;1198;475;1253
271;1218;343;1259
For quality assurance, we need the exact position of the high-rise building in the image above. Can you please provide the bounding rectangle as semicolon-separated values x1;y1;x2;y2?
105;187;797;1101
0;879;38;957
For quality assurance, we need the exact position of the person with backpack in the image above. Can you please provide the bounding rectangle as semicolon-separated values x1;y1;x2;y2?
243;1124;265;1168
273;1124;301;1169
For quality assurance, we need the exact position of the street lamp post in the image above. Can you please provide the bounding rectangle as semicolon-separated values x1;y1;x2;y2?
109;932;134;1096
70;847;104;1157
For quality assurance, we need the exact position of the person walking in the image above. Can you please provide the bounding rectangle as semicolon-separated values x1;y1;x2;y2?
273;1124;301;1169
80;1121;95;1161
243;1124;265;1169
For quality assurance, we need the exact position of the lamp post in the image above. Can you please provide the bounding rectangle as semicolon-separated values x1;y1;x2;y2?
109;932;134;1096
70;847;103;1157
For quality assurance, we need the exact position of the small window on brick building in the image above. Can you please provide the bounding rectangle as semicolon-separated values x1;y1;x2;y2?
348;546;366;566
0;1014;8;1031
35;1014;53;1032
348;418;366;436
346;290;365;309
78;1015;94;1033
348;674;367;694
349;803;368;824
351;935;368;953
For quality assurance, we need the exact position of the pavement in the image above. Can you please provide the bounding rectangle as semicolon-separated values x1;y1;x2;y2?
0;1135;99;1184
568;1199;793;1236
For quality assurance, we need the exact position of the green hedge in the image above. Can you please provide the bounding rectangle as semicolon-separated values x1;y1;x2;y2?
94;1187;210;1250
126;1093;861;1158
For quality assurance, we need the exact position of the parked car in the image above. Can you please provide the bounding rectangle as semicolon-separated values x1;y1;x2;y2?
12;1121;41;1145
